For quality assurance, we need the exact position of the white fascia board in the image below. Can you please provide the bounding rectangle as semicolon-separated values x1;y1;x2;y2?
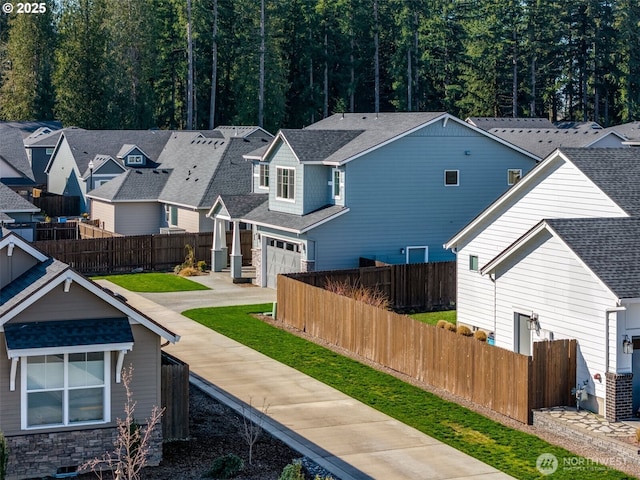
7;342;134;359
206;197;224;218
2;208;40;213
1;270;180;343
44;132;66;174
243;208;349;235
0;233;48;261
158;199;200;210
444;150;566;250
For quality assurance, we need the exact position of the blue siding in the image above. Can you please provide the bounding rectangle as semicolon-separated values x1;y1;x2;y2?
303;165;330;213
303;121;536;270
267;142;303;215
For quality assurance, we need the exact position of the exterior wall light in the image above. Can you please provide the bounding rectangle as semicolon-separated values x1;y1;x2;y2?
527;313;540;332
623;335;633;354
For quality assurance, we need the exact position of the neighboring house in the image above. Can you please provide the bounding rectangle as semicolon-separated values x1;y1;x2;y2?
466;117;556;130
0;232;179;478
444;148;640;421
0;126;36;198
87;128;272;236
45;130;174;213
211;112;538;288
0;183;40;241
607;121;640;145
487;123;627;158
23;127;68;187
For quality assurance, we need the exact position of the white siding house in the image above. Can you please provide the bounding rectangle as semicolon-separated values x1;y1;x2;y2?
445;148;640;421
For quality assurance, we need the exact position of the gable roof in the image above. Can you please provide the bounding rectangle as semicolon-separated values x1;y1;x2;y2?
80;154;125;179
87;168;172;201
445;148;640;249
208;194;268;220
466;117;555;131
277;130;364;164
482;217;640;301
0;120;62;138
0;126;35;182
0;182;39;213
159;135;272;209
117;144;149;159
0;232;179;342
488;127;625;158
47;129;173;175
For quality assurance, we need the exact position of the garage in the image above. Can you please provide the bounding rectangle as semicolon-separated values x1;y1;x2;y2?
265;238;301;288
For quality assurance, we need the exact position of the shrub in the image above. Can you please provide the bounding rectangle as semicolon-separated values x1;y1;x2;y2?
278;461;305;480
177;266;200;277
197;260;207;272
457;325;473;336
474;330;488;342
436;320;448;329
444;321;457;332
0;432;7;480
205;453;244;479
324;278;390;310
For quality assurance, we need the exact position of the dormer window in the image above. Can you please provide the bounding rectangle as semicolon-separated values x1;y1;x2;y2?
127;155;143;165
259;164;269;189
276;167;295;200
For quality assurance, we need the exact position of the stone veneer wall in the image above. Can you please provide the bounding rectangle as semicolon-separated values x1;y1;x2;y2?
605;372;633;422
252;248;262;285
6;425;162;480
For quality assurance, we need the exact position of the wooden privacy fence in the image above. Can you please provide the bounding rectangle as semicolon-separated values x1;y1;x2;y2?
286;261;456;311
277;276;576;424
33;230;252;274
161;352;189;440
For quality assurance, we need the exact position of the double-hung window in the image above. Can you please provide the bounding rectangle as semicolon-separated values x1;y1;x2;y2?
259;164;269;189
24;352;108;429
276;167;295;200
127;155;143;165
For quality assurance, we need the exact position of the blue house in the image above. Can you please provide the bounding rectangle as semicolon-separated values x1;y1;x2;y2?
211;112;538;288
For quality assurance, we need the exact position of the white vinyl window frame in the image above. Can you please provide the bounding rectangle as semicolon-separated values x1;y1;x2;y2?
405;245;429;264
469;255;479;271
507;169;522;185
276;167;295;201
259;164;269;189
127;154;144;165
444;170;459;186
45;147;54;155
332;168;345;200
21;352;110;430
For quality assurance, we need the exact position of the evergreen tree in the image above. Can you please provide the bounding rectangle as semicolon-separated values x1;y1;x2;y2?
614;0;640;121
0;6;56;120
53;0;109;128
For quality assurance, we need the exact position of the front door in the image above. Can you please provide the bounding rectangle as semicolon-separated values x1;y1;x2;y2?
632;340;640;415
515;313;532;356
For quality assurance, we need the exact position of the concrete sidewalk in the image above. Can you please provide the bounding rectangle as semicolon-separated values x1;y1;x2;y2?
98;274;513;480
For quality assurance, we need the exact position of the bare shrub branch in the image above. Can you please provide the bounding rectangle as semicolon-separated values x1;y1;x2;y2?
241;397;269;465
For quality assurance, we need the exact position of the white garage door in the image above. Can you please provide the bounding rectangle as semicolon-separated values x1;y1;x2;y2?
266;239;301;288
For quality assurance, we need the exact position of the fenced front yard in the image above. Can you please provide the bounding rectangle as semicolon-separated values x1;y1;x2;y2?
277;275;576;424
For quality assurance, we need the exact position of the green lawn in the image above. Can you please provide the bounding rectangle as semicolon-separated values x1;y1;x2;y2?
182;304;632;480
91;272;210;292
409;309;456;326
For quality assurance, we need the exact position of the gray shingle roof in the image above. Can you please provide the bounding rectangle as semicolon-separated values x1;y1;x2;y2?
0;258;68;313
217;194;268;218
560;148;640;216
0;182;39;212
87;168;172;201
606;121;640;141
0;125;35;182
56;129;173;174
303;112;445;164
243;202;348;232
467;117;555;131
489;128;619;158
4;317;133;350
546;217;640;299
159;136;272;209
0;120;62;138
280;130;364;163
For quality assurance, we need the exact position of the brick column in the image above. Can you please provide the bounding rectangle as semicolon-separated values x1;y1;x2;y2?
605;372;633;421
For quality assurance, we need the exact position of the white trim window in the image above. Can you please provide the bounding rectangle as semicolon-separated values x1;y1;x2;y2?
507;169;522;185
332;168;344;200
276;167;295;200
444;170;459;186
127;155;143;165
259;164;269;189
45;147;54;155
469;255;479;271
23;352;109;429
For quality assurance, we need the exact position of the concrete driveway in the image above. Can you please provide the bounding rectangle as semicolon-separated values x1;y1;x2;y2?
98;271;513;480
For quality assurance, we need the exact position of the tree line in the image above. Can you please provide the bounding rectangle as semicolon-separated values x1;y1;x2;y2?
0;0;639;134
